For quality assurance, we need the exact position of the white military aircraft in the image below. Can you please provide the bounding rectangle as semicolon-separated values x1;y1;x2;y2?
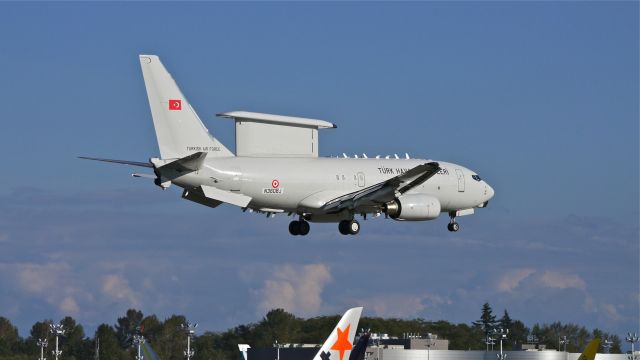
81;55;494;236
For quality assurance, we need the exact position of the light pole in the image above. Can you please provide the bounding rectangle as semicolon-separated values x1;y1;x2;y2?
132;334;145;360
626;333;638;360
273;340;280;360
426;333;437;360
602;338;613;353
486;335;495;352
37;338;48;360
493;328;508;360
49;323;65;360
559;336;568;352
181;321;197;360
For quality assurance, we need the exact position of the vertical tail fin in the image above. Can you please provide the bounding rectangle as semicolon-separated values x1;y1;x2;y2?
139;55;233;159
313;307;363;360
577;339;601;360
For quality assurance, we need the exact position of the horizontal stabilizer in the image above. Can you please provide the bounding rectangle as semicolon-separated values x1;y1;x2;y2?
158;151;207;172
78;156;152;168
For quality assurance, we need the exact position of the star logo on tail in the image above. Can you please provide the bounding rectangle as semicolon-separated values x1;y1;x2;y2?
330;324;352;360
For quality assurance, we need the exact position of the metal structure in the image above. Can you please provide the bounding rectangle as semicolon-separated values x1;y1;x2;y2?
626;333;638;360
273;340;280;360
559;336;569;352
132;334;146;360
37;338;48;360
486;335;496;352
181;321;198;360
49;323;65;360
603;338;613;353
493;328;508;360
426;333;438;360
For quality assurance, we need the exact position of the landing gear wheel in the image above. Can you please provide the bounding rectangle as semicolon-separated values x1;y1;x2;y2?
289;220;300;236
298;221;310;236
447;222;460;232
348;220;360;235
338;220;350;235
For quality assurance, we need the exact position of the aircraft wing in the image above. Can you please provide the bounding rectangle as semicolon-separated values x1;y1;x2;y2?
321;162;440;213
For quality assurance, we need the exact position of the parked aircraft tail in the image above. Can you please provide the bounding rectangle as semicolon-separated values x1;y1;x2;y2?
313;307;363;360
577;338;600;360
139;55;233;159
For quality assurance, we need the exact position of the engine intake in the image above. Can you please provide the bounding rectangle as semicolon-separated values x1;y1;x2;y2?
385;194;441;221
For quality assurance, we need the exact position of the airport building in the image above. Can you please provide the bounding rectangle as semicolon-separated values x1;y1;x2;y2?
242;333;628;360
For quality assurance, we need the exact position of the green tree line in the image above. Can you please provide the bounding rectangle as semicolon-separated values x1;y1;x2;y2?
0;302;623;360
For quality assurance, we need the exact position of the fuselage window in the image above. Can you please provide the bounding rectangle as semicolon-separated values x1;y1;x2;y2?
472;175;482;181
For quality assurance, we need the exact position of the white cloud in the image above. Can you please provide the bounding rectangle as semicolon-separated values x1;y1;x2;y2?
496;268;536;292
601;303;623;321
102;274;140;307
257;263;332;316
356;292;450;318
60;296;80;315
539;271;586;290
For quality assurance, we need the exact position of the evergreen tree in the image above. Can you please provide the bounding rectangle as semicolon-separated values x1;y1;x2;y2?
115;309;144;348
473;302;497;338
0;317;21;356
499;310;513;331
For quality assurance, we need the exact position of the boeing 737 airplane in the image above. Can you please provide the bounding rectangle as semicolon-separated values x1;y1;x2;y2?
81;55;494;235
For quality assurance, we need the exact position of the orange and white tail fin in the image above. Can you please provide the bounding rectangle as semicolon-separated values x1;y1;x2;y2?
313;307;363;360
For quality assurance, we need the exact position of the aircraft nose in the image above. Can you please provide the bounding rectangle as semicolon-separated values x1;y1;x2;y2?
485;183;495;201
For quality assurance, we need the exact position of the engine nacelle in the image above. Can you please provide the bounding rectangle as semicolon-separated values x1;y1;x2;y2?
385;194;441;221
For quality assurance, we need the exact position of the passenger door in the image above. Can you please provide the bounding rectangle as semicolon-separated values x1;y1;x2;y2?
455;169;465;192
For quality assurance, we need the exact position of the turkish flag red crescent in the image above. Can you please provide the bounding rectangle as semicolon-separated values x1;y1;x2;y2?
169;99;182;110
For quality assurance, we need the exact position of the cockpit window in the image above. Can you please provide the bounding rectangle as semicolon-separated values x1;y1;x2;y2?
472;174;482;181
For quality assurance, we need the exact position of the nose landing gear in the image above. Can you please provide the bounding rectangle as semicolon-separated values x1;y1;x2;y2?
447;212;460;232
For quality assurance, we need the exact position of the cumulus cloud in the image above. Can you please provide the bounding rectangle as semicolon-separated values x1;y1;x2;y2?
60;296;80;315
102;274;140;307
258;263;332;316
497;268;536;292
539;271;586;290
356;292;450;318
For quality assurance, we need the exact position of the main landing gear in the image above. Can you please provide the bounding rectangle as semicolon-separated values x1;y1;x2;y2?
338;219;360;235
289;219;310;236
447;212;460;232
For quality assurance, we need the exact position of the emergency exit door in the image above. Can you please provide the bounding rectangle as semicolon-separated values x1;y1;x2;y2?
455;169;465;192
357;172;366;187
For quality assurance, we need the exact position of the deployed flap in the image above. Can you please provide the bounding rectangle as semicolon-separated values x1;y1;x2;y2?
201;185;252;208
182;187;222;208
217;111;336;157
322;162;440;213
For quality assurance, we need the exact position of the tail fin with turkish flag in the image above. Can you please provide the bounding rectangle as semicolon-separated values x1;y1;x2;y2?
139;55;233;159
313;307;363;360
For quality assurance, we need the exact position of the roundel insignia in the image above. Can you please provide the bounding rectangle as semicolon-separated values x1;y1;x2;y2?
272;179;280;188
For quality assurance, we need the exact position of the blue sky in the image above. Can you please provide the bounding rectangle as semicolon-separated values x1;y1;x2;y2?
0;2;637;345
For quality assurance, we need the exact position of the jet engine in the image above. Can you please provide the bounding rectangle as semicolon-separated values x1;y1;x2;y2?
385;194;441;221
